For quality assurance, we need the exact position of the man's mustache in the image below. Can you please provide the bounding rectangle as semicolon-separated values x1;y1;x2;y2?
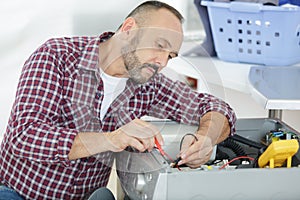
141;63;159;73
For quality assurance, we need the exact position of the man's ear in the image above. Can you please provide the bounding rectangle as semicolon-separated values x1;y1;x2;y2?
119;17;138;40
121;17;136;31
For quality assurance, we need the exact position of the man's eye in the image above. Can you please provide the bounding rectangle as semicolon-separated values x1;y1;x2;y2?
168;52;178;60
155;41;165;49
157;43;164;49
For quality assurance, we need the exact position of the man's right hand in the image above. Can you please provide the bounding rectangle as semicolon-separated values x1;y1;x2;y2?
69;119;163;160
104;118;163;153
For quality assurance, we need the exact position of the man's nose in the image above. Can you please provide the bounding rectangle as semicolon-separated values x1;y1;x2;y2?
154;51;170;68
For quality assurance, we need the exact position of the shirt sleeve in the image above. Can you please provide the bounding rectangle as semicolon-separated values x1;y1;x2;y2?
149;74;237;135
7;41;78;166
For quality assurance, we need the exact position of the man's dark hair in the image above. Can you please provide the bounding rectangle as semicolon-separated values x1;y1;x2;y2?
125;1;184;26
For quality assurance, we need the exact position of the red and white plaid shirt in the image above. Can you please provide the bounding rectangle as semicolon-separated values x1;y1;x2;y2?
0;32;236;199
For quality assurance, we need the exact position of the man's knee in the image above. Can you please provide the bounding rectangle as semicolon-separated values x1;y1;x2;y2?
88;187;115;200
0;185;24;200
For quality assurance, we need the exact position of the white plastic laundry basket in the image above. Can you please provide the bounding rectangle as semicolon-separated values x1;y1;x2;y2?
201;1;300;66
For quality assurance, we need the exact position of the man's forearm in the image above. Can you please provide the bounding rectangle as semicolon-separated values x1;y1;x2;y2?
68;118;163;160
196;111;230;145
68;132;110;160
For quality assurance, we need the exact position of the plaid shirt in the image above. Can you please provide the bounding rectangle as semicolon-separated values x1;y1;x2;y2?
0;32;236;199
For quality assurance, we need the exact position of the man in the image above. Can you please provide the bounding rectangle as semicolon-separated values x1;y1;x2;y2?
0;1;236;199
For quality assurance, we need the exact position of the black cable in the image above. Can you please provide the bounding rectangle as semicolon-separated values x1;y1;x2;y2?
179;133;198;151
221;138;247;157
231;134;266;149
216;138;250;165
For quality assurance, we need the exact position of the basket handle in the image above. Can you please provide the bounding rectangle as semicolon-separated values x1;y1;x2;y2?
230;2;263;13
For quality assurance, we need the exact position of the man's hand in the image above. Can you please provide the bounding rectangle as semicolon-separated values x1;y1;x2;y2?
178;134;213;168
69;119;163;160
104;118;164;152
177;111;230;168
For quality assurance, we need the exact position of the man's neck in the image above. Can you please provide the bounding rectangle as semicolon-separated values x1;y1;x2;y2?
98;36;128;78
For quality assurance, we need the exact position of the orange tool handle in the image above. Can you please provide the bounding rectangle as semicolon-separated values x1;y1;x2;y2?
155;138;166;156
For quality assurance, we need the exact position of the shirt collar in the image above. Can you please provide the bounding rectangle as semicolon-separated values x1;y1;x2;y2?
77;32;114;72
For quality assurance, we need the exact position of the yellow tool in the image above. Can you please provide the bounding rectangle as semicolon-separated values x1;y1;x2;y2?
258;139;299;168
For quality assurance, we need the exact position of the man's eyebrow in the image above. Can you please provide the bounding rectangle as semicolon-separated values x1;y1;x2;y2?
157;37;179;57
158;37;172;48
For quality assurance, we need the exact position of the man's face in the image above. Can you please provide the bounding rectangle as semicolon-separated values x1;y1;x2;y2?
121;27;183;84
122;46;159;84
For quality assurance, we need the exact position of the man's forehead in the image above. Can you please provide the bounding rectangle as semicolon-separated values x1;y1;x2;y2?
139;27;183;49
141;27;183;37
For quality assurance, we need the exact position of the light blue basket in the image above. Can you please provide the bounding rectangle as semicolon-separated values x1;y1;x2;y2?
201;1;300;66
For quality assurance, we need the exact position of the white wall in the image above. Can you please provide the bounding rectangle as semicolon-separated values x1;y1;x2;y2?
0;0;199;139
0;0;73;139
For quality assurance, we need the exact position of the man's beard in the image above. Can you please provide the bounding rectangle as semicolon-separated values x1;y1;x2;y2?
121;37;159;84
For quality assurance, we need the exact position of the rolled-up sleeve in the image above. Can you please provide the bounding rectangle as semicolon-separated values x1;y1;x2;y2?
149;74;236;135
